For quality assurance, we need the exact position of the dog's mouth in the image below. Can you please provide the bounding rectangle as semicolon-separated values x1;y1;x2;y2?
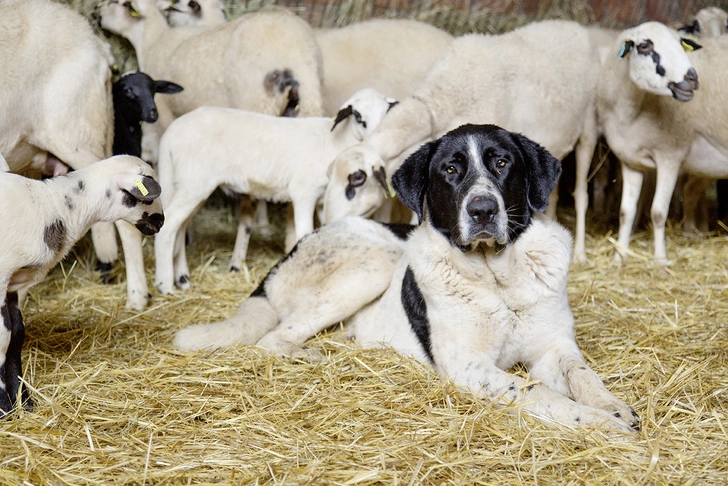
455;228;507;251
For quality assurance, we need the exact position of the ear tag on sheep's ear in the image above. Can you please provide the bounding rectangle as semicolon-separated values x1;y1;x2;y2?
617;40;634;58
135;179;149;197
680;38;702;52
129;2;142;17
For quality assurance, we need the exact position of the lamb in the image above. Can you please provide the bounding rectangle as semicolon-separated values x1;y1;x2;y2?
0;155;164;415
112;71;183;158
322;20;601;261
153;88;397;294
0;0;162;311
596;22;728;264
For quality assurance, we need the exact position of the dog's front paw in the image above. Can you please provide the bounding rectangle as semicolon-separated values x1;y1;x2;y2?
256;334;323;362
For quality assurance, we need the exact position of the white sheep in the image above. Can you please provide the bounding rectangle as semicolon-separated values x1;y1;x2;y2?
322;19;601;261
597;23;728;264
0;155;164;415
314;19;453;116
153;88;397;294
0;0;161;311
154;1;452;118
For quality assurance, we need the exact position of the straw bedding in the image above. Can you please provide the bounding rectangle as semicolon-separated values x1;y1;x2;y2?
2;1;727;483
1;205;727;485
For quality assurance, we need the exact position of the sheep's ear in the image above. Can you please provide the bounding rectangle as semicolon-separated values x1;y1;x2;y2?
678;20;700;35
680;38;702;52
386;99;399;113
513;133;561;213
154;80;184;94
118;174;162;203
392;141;438;224
332;105;353;131
617;40;634;58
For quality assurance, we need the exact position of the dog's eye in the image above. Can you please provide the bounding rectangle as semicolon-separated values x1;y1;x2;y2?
445;165;457;175
496;160;507;168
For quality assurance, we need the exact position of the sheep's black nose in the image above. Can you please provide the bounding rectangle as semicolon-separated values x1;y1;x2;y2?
467;196;498;225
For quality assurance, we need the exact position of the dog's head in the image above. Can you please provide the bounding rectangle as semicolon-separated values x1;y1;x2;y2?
392;124;561;249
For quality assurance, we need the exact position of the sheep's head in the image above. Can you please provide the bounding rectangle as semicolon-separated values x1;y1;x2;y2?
331;88;398;141
115;71;183;123
617;22;702;101
323;144;393;224
679;7;728;38
96;0;156;35
158;0;227;27
98;155;165;235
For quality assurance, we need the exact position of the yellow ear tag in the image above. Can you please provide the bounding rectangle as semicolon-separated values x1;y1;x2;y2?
681;40;695;52
386;179;396;198
135;179;149;196
129;3;142;17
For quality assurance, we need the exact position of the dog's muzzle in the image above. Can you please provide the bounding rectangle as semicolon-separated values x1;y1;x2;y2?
458;193;507;247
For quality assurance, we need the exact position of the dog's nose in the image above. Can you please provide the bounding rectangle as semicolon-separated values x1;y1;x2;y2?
467;196;498;224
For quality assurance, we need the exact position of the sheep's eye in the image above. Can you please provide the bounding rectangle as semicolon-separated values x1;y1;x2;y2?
348;170;367;188
636;41;652;54
496;159;506;168
124;86;135;98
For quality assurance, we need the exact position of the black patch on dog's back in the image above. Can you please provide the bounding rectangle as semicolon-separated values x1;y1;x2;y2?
383;223;416;240
401;266;433;364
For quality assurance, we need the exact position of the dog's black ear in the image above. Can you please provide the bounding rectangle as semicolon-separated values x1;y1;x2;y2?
514;133;561;213
392;141;438;223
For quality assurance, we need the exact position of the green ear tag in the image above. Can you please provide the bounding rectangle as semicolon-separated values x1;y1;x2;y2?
135;179;149;196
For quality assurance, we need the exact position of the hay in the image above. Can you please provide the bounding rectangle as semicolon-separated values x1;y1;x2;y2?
2;205;727;484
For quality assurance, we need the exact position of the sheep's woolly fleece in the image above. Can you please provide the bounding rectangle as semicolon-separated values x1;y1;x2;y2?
1;205;726;484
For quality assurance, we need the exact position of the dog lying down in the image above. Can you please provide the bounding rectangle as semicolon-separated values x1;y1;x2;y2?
174;124;639;433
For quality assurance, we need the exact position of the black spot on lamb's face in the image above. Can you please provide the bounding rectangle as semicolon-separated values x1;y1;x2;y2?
345;170;367;200
64;195;74;211
43;219;66;253
391;124;561;249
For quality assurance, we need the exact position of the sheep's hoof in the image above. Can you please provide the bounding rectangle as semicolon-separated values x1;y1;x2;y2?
176;275;190;290
96;261;115;284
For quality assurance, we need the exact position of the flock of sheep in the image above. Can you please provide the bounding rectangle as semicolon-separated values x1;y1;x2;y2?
1;0;727;415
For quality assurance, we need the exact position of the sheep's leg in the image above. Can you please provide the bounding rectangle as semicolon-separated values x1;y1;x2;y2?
230;196;255;272
155;196;208;295
682;176;712;235
173;214;196;290
284;204;297;253
572;111;599;264
651;165;681;265
91;222;119;283
0;291;30;415
292;197;318;242
254;200;270;228
116;221;150;311
615;163;644;262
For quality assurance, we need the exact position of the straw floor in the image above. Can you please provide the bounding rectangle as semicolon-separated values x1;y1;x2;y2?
1;204;726;485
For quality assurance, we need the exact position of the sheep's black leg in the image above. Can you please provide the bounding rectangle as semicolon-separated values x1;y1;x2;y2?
0;295;13;414
0;292;29;416
96;261;114;284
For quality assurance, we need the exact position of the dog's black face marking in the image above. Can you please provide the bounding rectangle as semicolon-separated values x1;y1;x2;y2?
401;266;433;364
44;219;66;253
392;124;561;248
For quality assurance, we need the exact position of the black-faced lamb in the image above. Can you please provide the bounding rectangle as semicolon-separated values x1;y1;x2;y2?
322;20;601;254
0;156;164;415
596;23;728;264
153;88;397;295
112;71;183;158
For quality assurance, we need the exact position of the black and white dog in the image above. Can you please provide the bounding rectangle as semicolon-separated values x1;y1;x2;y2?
174;124;639;433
